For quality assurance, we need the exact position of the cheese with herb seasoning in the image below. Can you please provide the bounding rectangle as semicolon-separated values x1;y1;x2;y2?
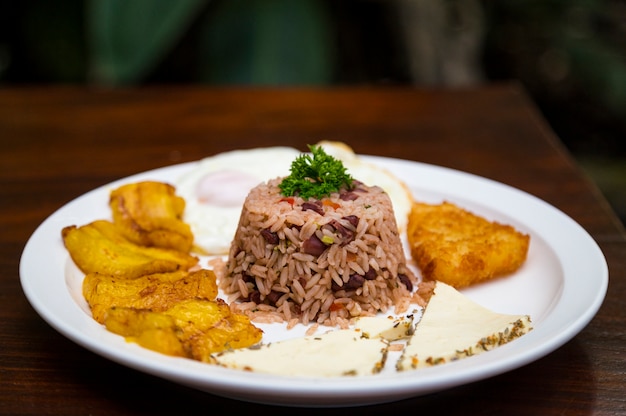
397;281;532;370
214;329;389;377
354;314;415;341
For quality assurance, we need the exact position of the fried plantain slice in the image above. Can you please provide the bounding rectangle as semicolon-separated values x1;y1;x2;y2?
104;307;188;358
163;299;263;361
104;299;263;362
180;307;264;362
83;269;218;324
109;181;194;252
62;220;198;279
407;201;530;288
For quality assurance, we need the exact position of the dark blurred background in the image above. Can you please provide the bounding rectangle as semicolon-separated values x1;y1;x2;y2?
1;0;624;224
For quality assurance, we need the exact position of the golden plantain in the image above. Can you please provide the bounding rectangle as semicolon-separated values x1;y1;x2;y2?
109;181;194;252
104;299;263;362
104;307;188;358
83;269;218;324
62;220;198;279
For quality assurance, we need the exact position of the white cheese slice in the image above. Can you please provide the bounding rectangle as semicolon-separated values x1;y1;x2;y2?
397;281;532;370
214;329;388;377
354;315;415;341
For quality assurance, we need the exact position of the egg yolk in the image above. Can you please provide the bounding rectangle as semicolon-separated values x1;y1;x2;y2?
195;170;262;207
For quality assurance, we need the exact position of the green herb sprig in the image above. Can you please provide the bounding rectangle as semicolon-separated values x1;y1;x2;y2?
279;144;354;199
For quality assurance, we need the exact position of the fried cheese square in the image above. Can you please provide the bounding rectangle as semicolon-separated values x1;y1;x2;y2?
407;201;530;288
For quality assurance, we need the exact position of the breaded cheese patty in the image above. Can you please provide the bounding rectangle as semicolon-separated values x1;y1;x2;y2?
407;201;530;288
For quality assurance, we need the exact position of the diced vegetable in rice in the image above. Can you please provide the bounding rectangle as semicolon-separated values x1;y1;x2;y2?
220;177;417;327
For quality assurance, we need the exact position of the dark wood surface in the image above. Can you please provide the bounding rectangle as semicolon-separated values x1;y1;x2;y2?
1;84;624;415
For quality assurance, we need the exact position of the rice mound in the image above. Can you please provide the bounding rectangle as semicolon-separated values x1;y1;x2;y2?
220;177;417;328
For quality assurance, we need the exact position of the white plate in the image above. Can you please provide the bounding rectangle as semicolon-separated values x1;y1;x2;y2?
19;156;608;407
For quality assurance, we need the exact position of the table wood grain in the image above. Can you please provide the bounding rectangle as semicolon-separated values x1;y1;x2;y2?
1;84;624;415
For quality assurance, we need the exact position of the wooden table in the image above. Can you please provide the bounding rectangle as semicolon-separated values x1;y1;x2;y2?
1;84;624;415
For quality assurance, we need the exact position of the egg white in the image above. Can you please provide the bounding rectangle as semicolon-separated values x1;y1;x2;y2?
175;147;301;254
175;142;414;255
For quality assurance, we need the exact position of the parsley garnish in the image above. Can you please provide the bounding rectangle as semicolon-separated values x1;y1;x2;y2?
279;145;354;199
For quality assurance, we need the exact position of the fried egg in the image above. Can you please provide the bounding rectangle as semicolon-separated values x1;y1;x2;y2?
175;142;414;255
175;147;301;254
